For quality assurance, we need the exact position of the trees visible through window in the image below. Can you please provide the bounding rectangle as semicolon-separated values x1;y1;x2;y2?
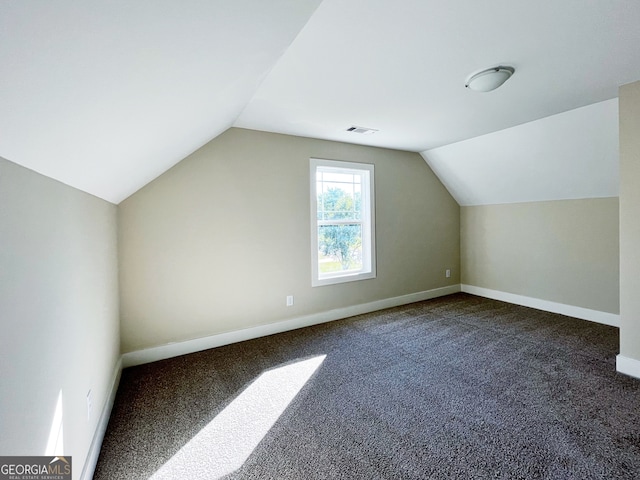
310;159;375;286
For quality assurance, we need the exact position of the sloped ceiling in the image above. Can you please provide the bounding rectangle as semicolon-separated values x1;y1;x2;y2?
0;0;321;203
235;0;640;151
422;99;619;206
1;0;640;204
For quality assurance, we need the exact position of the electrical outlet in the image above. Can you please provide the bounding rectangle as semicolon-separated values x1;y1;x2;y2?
86;390;92;421
286;295;294;307
446;269;451;278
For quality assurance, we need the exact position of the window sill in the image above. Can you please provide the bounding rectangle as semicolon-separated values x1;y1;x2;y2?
312;271;376;287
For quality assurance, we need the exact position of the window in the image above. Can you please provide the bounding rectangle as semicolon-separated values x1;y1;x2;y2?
310;158;376;286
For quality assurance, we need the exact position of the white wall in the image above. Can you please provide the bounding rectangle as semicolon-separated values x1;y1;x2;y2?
0;157;120;480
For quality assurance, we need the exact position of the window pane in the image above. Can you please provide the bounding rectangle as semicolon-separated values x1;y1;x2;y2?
316;173;362;221
317;224;363;273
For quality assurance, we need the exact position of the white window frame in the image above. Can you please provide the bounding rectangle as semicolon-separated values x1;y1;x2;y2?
310;158;376;287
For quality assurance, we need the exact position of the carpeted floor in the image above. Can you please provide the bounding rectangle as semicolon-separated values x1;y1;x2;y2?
94;293;640;479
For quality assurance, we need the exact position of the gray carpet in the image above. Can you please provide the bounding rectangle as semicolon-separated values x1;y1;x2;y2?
94;293;640;479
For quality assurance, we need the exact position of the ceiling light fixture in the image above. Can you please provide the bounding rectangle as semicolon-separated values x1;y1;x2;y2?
465;66;515;92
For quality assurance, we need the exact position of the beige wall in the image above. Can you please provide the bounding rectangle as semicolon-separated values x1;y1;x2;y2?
118;128;460;353
461;198;619;314
0;157;120;479
620;81;640;360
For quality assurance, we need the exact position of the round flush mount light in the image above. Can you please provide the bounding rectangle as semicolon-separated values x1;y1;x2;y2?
465;66;515;92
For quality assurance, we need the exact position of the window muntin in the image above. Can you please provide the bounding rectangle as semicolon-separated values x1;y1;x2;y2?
311;159;375;286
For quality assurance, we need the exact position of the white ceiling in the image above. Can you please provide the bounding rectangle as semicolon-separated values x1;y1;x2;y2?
0;0;321;203
236;0;640;151
1;0;640;204
422;99;619;206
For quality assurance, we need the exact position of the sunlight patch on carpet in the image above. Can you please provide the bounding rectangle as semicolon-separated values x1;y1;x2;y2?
150;355;326;479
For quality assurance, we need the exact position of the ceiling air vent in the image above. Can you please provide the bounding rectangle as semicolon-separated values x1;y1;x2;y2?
346;126;378;135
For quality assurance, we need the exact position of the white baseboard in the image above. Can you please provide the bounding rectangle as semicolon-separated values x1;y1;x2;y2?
80;357;122;480
122;284;461;368
461;284;620;327
616;355;640;380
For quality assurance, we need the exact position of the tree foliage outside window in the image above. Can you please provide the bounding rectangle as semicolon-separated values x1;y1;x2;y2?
317;187;362;271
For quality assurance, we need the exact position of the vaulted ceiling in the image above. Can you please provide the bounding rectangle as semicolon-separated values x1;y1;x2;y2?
2;0;640;204
0;0;322;203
